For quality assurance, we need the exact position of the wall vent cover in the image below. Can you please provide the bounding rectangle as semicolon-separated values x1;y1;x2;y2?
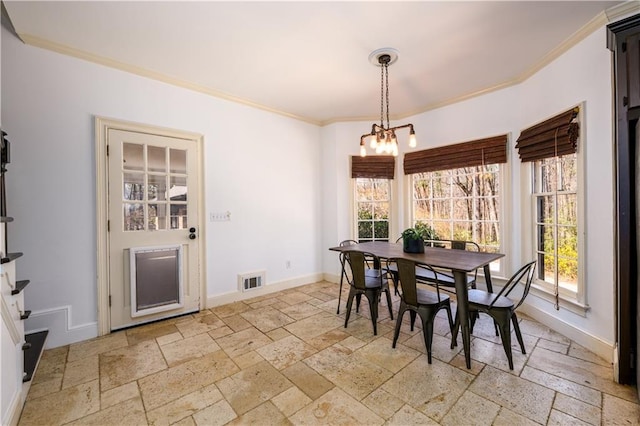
238;271;266;292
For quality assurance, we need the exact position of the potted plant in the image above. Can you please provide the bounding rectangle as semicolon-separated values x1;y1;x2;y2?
401;222;439;253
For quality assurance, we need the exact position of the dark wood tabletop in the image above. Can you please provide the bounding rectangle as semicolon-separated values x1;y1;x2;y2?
329;241;504;272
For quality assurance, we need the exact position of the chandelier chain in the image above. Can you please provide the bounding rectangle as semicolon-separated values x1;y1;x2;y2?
385;63;390;129
380;62;384;129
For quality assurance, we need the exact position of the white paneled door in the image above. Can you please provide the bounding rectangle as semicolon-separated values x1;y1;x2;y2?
107;129;201;330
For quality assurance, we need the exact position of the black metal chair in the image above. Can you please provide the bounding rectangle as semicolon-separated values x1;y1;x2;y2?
342;250;393;335
389;257;455;363
336;240;381;314
452;260;537;370
387;238;478;295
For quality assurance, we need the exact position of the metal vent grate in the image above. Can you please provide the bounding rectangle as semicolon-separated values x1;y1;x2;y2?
238;271;265;292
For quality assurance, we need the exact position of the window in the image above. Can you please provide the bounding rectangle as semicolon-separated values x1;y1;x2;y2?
516;106;583;308
355;178;391;242
411;165;503;272
532;154;578;297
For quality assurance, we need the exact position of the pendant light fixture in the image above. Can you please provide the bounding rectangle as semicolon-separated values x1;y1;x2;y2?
359;48;416;157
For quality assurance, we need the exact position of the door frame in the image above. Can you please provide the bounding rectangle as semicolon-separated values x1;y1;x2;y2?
95;116;206;336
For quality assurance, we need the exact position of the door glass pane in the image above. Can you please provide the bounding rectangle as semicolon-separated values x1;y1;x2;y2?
148;204;166;231
170;149;187;174
123;172;145;201
170;204;187;229
170;176;187;201
123;143;144;171
124;203;145;231
148;146;166;173
148;175;167;201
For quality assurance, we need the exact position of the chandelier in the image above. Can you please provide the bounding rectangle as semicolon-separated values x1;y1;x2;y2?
359;48;416;157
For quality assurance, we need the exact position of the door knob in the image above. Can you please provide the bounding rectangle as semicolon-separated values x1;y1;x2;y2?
189;227;196;233
189;233;196;240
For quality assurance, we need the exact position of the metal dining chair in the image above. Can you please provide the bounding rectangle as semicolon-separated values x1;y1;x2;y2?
389;257;455;363
452;260;537;370
342;250;394;335
336;240;381;314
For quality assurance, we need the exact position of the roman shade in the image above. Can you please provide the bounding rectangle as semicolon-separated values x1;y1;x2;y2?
515;107;579;162
403;135;508;175
351;155;395;179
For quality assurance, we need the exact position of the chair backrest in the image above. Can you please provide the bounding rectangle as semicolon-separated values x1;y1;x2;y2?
344;250;380;290
389;257;443;306
339;239;359;247
490;260;537;310
424;239;480;252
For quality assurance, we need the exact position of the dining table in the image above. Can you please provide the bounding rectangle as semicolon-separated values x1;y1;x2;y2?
329;240;505;369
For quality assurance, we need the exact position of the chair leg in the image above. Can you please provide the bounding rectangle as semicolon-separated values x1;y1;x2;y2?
392;304;407;348
496;314;514;370
344;291;355;329
443;301;454;334
409;311;417;332
470;308;478;333
367;292;379;336
511;312;526;354
355;294;361;313
421;312;436;364
337;271;345;315
451;310;459;349
385;288;394;320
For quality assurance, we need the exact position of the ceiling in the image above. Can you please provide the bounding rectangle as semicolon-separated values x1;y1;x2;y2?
3;1;631;125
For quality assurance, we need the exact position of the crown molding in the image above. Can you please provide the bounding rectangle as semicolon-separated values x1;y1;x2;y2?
18;33;322;126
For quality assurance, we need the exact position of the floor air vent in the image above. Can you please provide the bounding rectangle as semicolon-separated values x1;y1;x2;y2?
239;271;265;292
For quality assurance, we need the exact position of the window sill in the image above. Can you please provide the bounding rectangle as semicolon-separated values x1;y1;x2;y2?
529;284;590;317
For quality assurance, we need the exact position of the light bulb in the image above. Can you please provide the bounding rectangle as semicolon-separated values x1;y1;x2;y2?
409;131;417;148
370;134;377;149
360;144;367;157
376;144;384;154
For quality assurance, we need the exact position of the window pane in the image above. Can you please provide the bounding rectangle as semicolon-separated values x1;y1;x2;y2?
170;204;187;229
170;149;187;174
453;222;472;241
558;155;577;192
557;194;577;226
124;203;145;231
123;172;144;201
558;226;578;258
148;146;166;172
536;196;555;224
432;221;451;239
123;143;144;171
148;203;167;231
452;199;472;221
358;203;373;220
433;200;451;218
170;176;187;201
373;221;389;239
373;202;389;220
414;199;431;220
148;174;167;201
413;178;430;200
358;221;373;239
538;252;557;284
372;181;389;201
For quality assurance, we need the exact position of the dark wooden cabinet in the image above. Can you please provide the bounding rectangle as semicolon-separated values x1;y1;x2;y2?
626;33;640;109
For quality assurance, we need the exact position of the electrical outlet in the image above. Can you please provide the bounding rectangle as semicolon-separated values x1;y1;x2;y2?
210;211;231;222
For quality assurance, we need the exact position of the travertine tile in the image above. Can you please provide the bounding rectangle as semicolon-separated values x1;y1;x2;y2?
277;290;314;306
210;301;251;318
207;325;234;339
100;382;140;409
568;342;611;367
278;301;323;320
233;350;264;369
66;396;146;425
386;404;439;425
32;346;67;385
282;361;334;400
602;393;640;424
192;399;237;426
125;322;180;346
156;331;183;346
402;330;460;363
469;365;554;424
99;339;167;391
440;391;501;426
466;335;530;374
284;311;344;342
382;356;474;422
26;377;62;400
255;335;317;370
528;347;638;403
19;380;100;425
174;313;226;338
216;361;293;415
226;401;290;426
536;337;570;354
354;336;420;373
67;332;128;362
216;326;273;358
289;387;384;425
553;393;601;425
271;386;312;416
305;329;350;350
62;355;99;389
520;366;601;407
240;306;296;332
547;409;590;425
146;383;223;426
304;345;393;400
139;350;238;410
492;407;540;426
266;327;292;341
159;333;221;366
362;388;405;420
221;314;253;332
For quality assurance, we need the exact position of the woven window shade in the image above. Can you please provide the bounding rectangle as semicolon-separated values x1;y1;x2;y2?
515;107;579;162
403;135;508;175
351;155;395;179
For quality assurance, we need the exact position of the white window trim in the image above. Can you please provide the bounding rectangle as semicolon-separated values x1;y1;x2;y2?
405;160;511;280
520;103;588;315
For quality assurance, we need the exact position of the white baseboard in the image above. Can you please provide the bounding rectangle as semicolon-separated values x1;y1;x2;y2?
207;273;324;308
3;385;24;426
518;303;614;363
24;306;98;349
323;273;340;284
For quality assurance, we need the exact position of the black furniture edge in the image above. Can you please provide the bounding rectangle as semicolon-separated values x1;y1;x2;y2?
23;330;48;383
11;279;30;295
1;252;23;264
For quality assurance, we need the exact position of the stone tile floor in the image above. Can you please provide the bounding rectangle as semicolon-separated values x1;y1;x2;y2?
19;281;640;425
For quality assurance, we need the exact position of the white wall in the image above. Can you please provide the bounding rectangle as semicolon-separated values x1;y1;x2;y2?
1;26;322;347
322;27;616;359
